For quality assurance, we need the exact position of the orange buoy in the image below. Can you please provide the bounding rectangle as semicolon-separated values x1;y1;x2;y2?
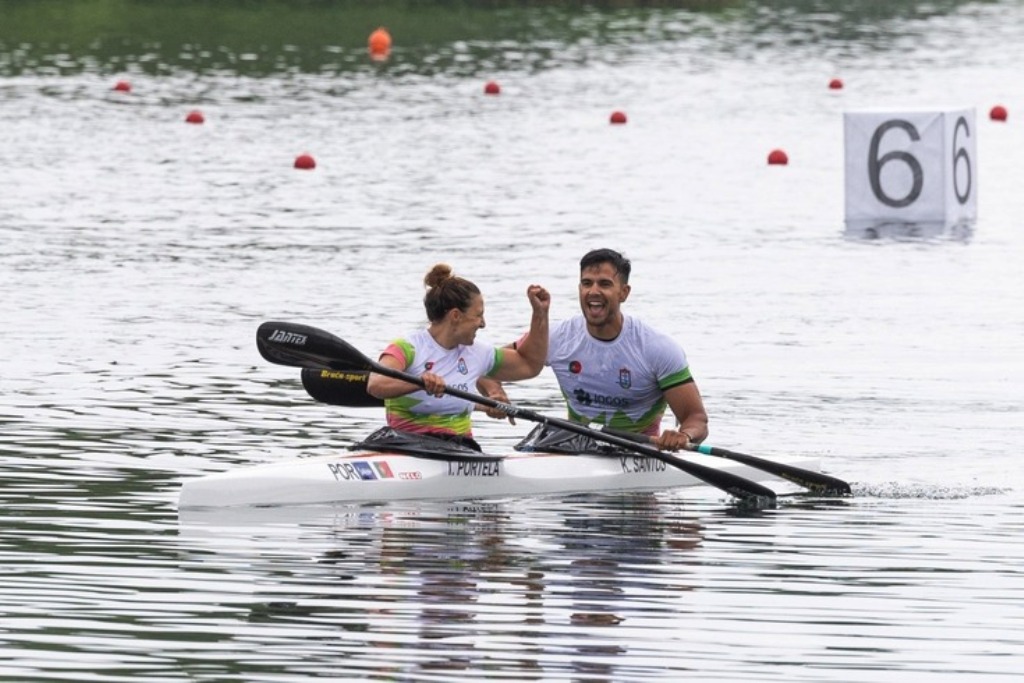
294;153;316;170
990;105;1008;122
828;78;844;90
185;110;205;124
609;111;627;124
113;80;132;93
484;81;501;95
767;149;789;165
368;27;392;60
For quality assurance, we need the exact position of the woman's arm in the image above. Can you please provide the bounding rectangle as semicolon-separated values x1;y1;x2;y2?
367;354;445;398
491;284;550;382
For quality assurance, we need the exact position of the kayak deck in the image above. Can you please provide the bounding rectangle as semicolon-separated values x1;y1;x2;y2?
178;449;821;509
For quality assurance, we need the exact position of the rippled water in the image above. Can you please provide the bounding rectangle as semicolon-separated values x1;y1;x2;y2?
2;0;1023;680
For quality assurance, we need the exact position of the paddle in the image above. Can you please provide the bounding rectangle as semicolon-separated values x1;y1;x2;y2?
256;321;777;504
601;428;851;496
299;364;848;496
301;368;383;408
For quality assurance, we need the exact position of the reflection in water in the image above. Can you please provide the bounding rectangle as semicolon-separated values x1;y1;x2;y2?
178;494;704;679
844;220;974;243
366;495;702;679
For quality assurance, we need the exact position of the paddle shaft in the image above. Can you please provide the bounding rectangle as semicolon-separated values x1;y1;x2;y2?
256;322;777;503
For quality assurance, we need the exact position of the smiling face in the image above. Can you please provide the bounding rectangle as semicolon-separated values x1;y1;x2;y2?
450;294;486;345
578;262;630;339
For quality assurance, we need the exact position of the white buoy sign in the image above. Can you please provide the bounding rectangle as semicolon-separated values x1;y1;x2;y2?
844;109;977;231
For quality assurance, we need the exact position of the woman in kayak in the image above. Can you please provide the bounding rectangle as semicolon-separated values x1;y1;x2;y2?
366;263;550;451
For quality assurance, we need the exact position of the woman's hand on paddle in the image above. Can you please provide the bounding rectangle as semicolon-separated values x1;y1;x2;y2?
421;371;445;397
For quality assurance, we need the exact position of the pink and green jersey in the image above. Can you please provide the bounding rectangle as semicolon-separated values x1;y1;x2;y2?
380;328;504;438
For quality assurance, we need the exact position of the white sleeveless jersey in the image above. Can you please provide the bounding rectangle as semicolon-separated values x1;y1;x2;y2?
546;315;692;434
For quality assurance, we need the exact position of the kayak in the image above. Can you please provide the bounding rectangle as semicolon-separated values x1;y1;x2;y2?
225;322;850;506
177;449;821;508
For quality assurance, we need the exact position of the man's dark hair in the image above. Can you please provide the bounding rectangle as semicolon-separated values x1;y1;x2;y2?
580;248;631;284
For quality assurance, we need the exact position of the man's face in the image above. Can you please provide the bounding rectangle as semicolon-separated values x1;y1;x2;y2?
578;262;630;329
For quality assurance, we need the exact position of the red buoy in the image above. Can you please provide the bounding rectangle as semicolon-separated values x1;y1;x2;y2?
185;110;205;124
368;28;392;61
294;153;316;170
484;81;501;95
767;149;789;165
609;111;627;124
990;105;1008;122
828;78;844;90
113;80;132;93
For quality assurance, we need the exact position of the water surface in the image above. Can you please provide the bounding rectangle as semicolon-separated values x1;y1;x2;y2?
2;0;1023;680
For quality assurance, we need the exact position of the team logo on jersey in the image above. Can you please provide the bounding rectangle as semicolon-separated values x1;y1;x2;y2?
457;357;468;374
569;360;582;374
618;367;632;389
425;361;434;371
573;388;593;406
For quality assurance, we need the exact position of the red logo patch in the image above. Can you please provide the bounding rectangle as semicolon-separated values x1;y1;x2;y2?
569;360;582;374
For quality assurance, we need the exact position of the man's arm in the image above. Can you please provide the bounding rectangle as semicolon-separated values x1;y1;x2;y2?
655;382;709;450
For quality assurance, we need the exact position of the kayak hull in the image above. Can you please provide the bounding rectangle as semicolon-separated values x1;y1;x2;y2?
178;450;821;508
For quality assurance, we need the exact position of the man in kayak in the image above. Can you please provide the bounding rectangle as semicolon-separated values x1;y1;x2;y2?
488;248;708;453
366;263;550;451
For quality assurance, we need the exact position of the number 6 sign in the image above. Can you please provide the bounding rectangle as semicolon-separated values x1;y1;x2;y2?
844;109;977;229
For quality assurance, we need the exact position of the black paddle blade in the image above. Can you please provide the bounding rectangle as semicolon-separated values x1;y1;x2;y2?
765;464;851;496
256;321;374;371
301;368;384;408
696;444;852;496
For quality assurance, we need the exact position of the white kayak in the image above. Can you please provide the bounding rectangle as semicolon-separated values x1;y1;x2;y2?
178;449;821;509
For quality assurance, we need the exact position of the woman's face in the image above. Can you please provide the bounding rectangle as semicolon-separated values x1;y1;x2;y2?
451;294;486;345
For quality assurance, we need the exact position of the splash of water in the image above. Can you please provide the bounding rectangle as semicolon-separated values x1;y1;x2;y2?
855;481;1009;500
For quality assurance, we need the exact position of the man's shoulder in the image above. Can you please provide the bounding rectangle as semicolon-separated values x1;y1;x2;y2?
624;316;684;353
624;315;669;338
550;316;586;337
545;316;586;359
